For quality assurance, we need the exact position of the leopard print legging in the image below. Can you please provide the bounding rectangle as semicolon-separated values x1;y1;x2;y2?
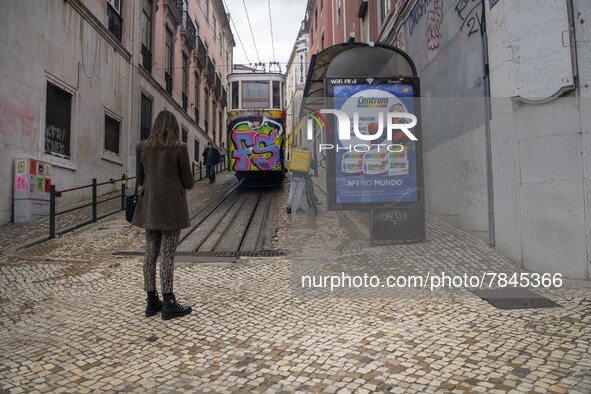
143;229;180;294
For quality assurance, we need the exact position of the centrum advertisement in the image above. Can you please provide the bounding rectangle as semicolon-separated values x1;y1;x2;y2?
325;77;421;208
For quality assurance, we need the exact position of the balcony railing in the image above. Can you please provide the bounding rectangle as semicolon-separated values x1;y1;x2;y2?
194;36;206;67
164;0;183;26
107;4;123;42
181;12;196;50
221;86;227;107
141;44;152;73
165;72;173;94
206;57;215;84
215;73;222;97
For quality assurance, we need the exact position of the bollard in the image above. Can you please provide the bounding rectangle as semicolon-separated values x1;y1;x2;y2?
200;163;202;180
49;185;56;240
192;162;195;179
92;178;97;222
121;174;126;210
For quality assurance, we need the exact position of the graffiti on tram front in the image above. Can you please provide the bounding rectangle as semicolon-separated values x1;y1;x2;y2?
228;110;284;171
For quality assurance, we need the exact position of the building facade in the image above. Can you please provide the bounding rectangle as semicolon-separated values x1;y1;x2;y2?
306;0;380;55
0;0;234;226
285;27;308;154
285;0;381;155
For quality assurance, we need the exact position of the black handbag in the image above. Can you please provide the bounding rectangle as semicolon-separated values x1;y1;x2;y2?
126;143;143;223
125;193;138;223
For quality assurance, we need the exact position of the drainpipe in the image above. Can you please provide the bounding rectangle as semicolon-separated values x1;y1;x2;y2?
481;0;495;247
129;0;137;179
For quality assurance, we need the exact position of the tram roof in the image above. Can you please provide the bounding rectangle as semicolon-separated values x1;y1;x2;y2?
227;72;286;83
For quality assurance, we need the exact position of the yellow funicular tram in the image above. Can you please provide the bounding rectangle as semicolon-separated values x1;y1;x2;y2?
227;63;286;185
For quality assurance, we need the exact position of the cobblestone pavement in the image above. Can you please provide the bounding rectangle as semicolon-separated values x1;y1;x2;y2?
0;171;590;393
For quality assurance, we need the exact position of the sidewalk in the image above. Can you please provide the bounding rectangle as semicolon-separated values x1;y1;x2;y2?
0;169;590;393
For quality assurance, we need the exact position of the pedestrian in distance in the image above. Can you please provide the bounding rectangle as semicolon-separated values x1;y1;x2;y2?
202;142;220;183
131;110;194;320
287;147;313;214
287;170;306;214
220;142;228;166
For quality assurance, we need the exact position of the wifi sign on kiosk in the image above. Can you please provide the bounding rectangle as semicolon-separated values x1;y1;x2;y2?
304;42;425;244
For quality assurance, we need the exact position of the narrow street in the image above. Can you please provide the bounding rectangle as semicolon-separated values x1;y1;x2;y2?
1;0;590;392
0;172;589;393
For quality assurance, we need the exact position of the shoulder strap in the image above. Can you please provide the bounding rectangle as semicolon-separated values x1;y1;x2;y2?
135;143;143;196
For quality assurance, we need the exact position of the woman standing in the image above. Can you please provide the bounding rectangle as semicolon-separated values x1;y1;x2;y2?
132;110;194;320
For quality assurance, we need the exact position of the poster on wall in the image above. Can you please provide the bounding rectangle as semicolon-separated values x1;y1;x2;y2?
13;159;52;201
324;77;422;210
227;110;285;172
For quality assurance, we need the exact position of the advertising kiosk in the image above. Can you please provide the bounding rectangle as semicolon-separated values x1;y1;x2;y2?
302;42;425;244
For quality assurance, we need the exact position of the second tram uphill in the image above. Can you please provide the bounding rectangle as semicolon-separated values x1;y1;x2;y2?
227;71;286;186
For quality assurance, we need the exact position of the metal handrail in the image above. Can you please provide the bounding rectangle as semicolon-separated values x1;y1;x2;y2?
49;174;136;239
48;161;231;240
192;160;228;182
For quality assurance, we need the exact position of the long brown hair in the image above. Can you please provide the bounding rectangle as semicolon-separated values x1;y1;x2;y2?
145;110;180;149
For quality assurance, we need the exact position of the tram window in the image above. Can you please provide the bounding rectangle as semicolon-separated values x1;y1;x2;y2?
272;81;281;109
242;81;269;109
231;81;239;109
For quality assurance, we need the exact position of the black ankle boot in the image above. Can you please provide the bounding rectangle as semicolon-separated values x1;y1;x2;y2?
145;291;162;317
162;293;192;320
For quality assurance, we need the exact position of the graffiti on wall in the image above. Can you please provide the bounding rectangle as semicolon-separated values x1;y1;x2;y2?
456;159;487;208
455;0;483;36
228;110;284;172
45;125;68;156
378;209;409;227
425;0;444;51
394;29;406;50
408;0;435;36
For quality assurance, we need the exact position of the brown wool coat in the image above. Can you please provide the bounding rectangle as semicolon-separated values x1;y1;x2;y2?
131;142;194;230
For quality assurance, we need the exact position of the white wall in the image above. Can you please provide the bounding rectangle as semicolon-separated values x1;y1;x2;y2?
399;0;490;238
487;0;590;279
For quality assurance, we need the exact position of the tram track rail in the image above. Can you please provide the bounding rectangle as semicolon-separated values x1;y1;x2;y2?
115;179;283;259
178;180;243;246
178;187;277;254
